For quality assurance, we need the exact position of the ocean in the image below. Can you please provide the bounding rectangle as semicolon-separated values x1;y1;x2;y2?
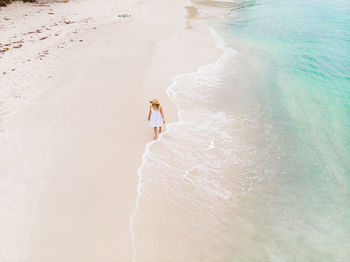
0;0;348;260
132;0;350;261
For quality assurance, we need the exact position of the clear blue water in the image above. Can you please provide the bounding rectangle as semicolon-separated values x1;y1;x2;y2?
133;1;350;261
213;0;350;260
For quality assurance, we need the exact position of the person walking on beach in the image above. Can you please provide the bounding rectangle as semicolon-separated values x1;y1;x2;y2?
148;98;165;140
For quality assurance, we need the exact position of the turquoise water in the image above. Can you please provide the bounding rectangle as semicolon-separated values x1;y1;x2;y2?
133;1;350;261
214;0;350;260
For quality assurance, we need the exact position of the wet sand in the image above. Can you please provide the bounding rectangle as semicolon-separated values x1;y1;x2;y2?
0;0;222;261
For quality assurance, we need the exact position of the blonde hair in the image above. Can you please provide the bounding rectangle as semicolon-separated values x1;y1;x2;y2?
150;98;160;109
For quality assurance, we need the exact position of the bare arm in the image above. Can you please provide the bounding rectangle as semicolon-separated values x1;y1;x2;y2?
160;106;165;124
148;106;151;121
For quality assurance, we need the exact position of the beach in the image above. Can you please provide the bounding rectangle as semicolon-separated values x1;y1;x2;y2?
2;0;350;261
0;0;222;261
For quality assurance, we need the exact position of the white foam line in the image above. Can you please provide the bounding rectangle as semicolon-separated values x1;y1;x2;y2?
203;138;215;151
129;76;190;262
129;25;237;262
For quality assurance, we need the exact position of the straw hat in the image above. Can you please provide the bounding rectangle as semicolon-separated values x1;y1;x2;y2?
149;98;160;105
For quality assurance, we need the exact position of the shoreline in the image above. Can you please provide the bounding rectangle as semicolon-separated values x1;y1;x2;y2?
129;25;231;258
1;0;225;261
128;4;233;261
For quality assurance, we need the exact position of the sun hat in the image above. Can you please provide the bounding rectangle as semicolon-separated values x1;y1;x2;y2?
149;98;160;105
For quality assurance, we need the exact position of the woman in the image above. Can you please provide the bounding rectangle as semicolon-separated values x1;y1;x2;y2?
148;98;165;140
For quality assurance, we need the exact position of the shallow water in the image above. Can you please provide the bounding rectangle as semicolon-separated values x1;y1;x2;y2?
133;0;350;261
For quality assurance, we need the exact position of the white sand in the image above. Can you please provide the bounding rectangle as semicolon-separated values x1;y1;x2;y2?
0;0;224;261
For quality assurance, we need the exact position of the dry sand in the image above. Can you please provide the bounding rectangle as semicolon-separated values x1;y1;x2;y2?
0;0;223;261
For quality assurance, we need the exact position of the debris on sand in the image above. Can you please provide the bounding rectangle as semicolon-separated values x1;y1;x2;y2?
118;14;131;18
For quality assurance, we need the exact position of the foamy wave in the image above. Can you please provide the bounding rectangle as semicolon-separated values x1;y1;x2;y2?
129;23;273;261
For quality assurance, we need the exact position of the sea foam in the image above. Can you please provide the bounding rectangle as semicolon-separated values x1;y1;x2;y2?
129;25;271;262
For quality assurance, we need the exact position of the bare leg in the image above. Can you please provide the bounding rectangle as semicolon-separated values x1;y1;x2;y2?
159;127;162;134
153;127;158;140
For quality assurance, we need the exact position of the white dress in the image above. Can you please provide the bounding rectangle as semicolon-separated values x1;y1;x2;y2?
150;107;163;127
